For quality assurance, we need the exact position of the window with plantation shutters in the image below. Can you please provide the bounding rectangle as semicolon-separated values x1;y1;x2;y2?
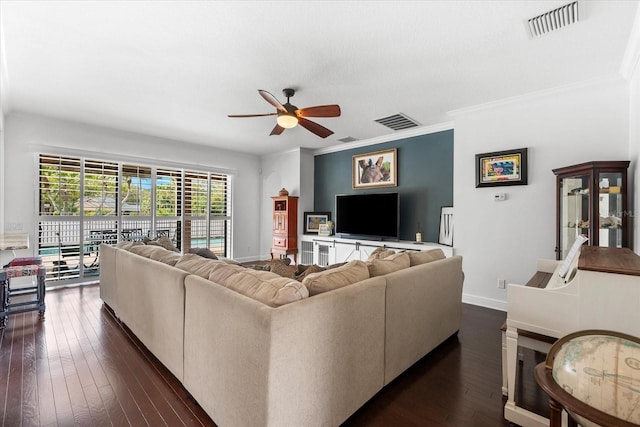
37;154;232;286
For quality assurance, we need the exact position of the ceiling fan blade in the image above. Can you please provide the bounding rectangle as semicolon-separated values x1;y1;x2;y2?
296;105;341;118
228;113;278;118
298;117;334;138
270;124;285;136
258;90;287;112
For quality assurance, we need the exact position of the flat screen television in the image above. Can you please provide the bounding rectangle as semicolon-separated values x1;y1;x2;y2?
335;192;399;240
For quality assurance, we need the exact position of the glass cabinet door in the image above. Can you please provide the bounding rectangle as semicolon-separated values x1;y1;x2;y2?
597;171;624;249
554;161;629;260
558;173;591;259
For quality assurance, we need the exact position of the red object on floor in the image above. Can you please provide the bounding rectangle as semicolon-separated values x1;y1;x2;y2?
8;257;43;267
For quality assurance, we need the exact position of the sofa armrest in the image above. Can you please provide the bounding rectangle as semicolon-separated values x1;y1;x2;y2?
98;243;118;313
116;249;188;381
383;255;464;384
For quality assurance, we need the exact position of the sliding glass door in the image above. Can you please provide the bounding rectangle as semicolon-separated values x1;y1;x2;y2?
37;154;232;286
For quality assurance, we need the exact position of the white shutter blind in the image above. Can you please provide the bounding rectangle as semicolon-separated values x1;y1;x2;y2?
37;154;232;284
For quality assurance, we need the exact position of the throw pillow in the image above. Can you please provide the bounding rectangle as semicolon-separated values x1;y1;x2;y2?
188;247;218;260
367;252;410;277
153;236;179;252
270;260;296;279
295;264;325;282
367;247;396;260
116;241;144;251
129;245;170;259
408;249;446;266
302;260;370;296
326;262;347;270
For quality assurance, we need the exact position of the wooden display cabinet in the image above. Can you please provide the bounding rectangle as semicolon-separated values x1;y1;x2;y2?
270;195;298;264
553;161;629;260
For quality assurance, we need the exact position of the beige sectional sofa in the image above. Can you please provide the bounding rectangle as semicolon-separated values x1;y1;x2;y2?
99;243;464;427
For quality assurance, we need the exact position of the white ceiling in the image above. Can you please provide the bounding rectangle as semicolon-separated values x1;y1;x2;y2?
1;1;638;155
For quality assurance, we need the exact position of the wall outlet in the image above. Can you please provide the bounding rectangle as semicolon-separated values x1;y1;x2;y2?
497;279;506;289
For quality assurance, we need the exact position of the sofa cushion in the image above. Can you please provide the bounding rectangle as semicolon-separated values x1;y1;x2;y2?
175;253;228;278
188;247;218;259
208;265;308;307
408;249;446;266
302;260;370;296
367;252;410;277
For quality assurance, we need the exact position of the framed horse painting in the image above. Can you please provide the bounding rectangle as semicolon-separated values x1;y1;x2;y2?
352;148;397;189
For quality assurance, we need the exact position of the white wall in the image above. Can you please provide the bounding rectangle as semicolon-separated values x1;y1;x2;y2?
259;149;301;258
0;110;4;235
630;51;640;251
1;111;262;265
258;148;315;260
453;77;630;311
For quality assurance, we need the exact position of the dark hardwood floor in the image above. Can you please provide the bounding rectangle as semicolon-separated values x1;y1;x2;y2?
1;284;548;426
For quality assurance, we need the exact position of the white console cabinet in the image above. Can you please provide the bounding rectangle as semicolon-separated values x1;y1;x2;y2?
299;235;453;266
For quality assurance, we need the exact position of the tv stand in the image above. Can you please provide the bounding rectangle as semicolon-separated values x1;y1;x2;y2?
299;235;453;266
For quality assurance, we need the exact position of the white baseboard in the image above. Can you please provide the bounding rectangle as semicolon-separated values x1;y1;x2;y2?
462;292;507;312
233;255;262;263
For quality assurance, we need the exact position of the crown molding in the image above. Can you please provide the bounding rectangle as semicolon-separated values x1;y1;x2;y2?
620;5;640;80
447;75;623;118
312;121;454;156
26;142;238;176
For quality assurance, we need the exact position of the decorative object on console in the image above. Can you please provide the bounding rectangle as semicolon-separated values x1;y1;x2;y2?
278;187;289;196
318;224;331;237
475;147;528;187
304;212;331;234
352;148;397;189
438;206;454;246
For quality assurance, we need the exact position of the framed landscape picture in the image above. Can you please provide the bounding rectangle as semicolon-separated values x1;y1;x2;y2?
304;212;331;234
475;148;528;188
353;148;397;189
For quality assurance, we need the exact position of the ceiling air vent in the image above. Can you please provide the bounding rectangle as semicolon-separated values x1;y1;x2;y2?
374;113;420;131
338;136;359;143
526;1;580;38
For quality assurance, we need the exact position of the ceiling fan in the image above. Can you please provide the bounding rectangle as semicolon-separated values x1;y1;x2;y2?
228;88;341;138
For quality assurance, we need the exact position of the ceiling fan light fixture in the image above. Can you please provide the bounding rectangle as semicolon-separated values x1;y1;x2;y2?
277;113;298;129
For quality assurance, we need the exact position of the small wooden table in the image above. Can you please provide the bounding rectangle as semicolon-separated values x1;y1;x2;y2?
534;329;640;427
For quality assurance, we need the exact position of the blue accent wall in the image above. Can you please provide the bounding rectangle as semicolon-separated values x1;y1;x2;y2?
314;129;453;242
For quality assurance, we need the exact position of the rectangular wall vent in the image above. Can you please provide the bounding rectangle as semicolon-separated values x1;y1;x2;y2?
374;113;420;131
338;136;359;143
527;1;579;38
